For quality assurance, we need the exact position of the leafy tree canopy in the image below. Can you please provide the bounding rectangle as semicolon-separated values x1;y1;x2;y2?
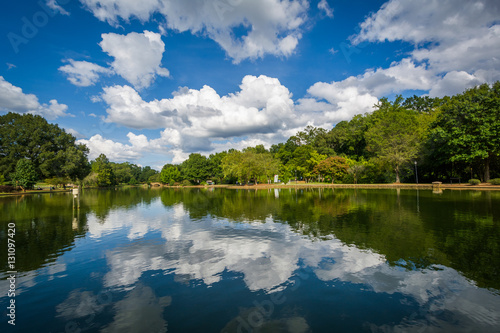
429;82;500;181
0;112;90;181
160;164;181;185
11;159;38;190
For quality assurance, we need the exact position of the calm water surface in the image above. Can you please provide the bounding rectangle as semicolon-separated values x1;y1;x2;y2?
1;187;500;332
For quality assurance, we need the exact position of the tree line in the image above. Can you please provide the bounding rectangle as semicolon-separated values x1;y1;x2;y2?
160;82;499;185
1;82;499;189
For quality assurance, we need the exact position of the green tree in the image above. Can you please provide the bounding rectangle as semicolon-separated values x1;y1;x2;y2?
208;151;228;184
0;113;90;180
92;154;116;187
11;159;38;190
140;166;158;183
326;114;370;158
222;149;275;184
365;97;427;183
288;145;326;182
429;82;500;181
313;156;350;183
272;138;299;165
181;153;210;183
347;159;367;184
160;165;181;185
402;95;444;113
60;144;91;182
258;152;279;183
148;173;161;183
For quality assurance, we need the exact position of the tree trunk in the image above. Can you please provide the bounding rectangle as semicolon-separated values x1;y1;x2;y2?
484;156;491;182
395;165;400;183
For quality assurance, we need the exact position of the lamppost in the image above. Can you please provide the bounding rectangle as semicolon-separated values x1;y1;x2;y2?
414;161;418;185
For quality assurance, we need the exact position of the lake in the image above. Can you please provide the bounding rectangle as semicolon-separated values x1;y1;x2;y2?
1;187;500;332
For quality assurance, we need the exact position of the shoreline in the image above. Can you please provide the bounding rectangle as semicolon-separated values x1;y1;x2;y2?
217;183;500;191
1;182;499;197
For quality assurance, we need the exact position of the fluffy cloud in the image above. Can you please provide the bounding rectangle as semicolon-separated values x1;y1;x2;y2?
100;30;169;89
428;71;483;98
297;58;438;122
37;99;71;120
98;75;296;148
354;0;500;45
80;0;309;63
77;133;165;161
353;0;500;96
59;60;113;87
81;75;307;163
0;76;39;112
412;25;500;74
0;76;71;119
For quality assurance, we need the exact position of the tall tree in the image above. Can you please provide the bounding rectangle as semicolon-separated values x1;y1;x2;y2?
11;159;38;190
429;82;500;181
181;153;210;183
92;154;116;187
365;97;427;183
0;112;90;181
326;114;370;158
60;144;91;182
160;164;181;185
208;151;228;184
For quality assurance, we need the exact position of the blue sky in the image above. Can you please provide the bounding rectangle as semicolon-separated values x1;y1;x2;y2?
1;0;499;169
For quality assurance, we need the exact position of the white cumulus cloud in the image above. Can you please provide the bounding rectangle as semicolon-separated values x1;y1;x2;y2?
80;0;309;63
100;30;169;89
77;133;164;162
98;75;297;152
59;59;113;87
0;76;71;119
353;0;500;96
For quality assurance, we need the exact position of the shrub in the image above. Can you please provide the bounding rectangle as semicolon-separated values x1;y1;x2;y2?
468;179;481;185
200;181;208;186
489;178;500;185
0;185;16;193
83;172;98;188
181;180;192;187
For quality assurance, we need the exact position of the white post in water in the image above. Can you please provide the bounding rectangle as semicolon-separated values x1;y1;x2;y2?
72;188;80;210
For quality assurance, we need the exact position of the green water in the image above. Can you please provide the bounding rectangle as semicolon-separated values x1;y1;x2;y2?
1;187;499;332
